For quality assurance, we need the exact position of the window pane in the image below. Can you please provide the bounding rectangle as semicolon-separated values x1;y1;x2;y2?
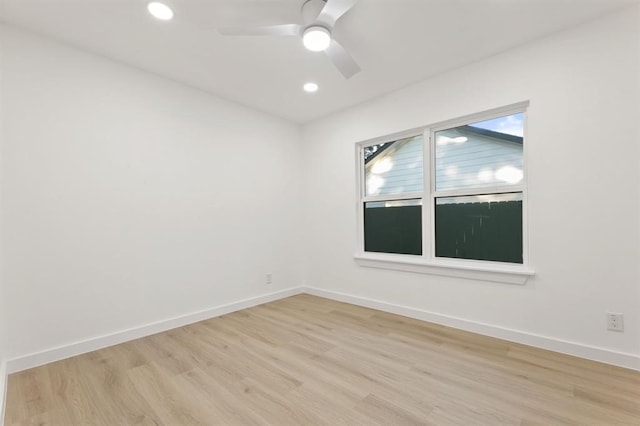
364;199;422;255
435;193;522;263
365;135;423;197
435;113;523;192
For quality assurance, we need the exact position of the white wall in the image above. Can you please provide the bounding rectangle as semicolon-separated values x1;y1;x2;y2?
0;25;303;362
302;7;640;366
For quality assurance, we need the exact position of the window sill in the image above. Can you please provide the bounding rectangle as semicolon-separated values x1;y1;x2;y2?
354;252;534;285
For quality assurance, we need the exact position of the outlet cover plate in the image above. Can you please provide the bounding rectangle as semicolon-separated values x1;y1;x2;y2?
607;313;624;332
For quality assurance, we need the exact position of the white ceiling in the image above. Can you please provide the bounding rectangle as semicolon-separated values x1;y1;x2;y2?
1;0;638;123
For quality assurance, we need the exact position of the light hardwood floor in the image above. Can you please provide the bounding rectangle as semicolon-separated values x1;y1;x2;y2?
5;294;640;425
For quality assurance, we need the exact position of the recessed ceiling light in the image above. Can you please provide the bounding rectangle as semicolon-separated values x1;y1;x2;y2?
302;26;331;52
147;2;174;20
303;82;319;93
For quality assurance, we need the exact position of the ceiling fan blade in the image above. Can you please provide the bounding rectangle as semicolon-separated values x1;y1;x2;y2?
325;39;360;79
218;24;301;36
317;0;358;27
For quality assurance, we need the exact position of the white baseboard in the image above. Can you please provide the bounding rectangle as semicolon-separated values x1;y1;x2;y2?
6;287;303;374
0;359;7;426
6;285;639;375
302;286;640;371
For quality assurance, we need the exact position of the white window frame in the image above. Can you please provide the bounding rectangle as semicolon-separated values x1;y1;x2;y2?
355;102;534;285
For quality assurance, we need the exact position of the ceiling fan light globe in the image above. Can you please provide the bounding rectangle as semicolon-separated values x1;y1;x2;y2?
303;26;331;51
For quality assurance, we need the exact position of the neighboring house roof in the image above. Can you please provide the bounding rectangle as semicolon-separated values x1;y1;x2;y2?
364;142;392;164
461;125;523;145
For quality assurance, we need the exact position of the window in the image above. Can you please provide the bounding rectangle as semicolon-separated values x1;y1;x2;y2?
363;135;423;255
356;103;531;281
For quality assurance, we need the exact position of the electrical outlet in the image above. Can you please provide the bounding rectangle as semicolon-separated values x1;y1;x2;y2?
607;313;624;332
265;273;272;285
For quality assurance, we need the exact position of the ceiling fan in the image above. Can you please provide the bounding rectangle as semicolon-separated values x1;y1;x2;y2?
218;0;361;79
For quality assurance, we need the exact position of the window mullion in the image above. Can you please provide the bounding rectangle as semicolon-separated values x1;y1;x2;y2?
363;192;424;203
425;129;434;260
433;185;524;199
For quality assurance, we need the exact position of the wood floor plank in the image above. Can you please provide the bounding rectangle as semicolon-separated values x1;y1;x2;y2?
126;362;210;425
6;294;640;425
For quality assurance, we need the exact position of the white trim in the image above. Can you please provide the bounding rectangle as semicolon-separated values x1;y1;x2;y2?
424;130;433;259
355;142;365;254
0;360;6;426
522;108;531;268
433;186;524;199
301;287;640;372
354;252;533;285
3;286;638;384
6;287;303;374
362;192;423;203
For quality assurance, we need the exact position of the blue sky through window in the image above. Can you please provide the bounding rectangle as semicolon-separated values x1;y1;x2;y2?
469;113;524;137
